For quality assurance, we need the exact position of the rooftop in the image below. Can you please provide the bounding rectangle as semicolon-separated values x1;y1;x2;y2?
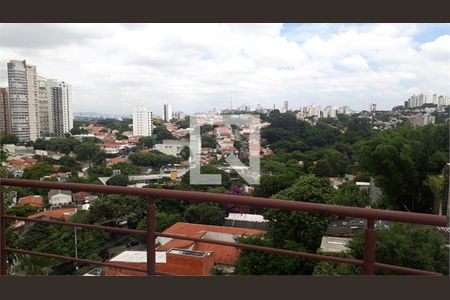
158;222;265;265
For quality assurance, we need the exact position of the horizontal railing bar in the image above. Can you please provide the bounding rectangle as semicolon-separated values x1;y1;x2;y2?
155;232;440;275
4;248;173;275
5;248;145;273
3;215;146;235
373;263;441;275
4;215;439;275
156;232;364;266
1;178;447;226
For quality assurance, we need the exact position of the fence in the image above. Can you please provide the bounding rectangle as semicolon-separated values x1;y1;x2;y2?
0;178;448;276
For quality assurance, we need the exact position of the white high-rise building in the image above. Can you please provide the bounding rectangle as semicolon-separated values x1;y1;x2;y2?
408;93;427;108
48;79;73;135
281;100;288;113
7;60;40;142
163;103;172;122
133;106;152;136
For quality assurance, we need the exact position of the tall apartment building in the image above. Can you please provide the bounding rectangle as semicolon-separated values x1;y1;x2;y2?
7;60;40;142
37;76;52;135
163;103;172;122
6;60;73;140
0;88;11;134
281;100;288;113
133;106;152;136
407;93;427;108
48;79;73;136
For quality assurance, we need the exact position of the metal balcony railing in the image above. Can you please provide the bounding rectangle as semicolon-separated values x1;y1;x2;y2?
0;178;448;276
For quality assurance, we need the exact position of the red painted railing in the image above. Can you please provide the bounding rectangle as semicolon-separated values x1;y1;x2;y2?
0;178;448;275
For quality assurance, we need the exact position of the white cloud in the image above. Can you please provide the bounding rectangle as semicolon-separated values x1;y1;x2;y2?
0;23;449;115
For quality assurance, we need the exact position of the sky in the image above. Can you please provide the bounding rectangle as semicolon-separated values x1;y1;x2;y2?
1;23;450;115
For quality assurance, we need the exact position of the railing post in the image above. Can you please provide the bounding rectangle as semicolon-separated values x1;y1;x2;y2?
362;218;376;275
146;200;156;275
0;192;7;275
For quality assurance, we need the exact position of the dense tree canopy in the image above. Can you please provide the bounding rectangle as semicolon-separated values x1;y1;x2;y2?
33;137;80;154
74;142;100;161
23;163;55;180
107;175;130;186
181;165;232;191
357;123;449;212
183;203;225;226
129;150;180;168
266;175;336;251
110;162;140;176
0;133;19;145
314;224;449;275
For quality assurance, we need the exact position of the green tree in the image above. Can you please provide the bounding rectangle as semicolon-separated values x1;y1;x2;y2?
312;160;332;178
183;203;225;226
137;211;183;235
180;146;190;160
138;136;157;148
107;175;130;186
201;135;218;148
234;235;313;275
357;123;449;212
74;142;99;161
253;174;297;198
181;165;231;191
153;125;174;141
129;151;180;168
0;133;19;144
111;162;140;175
87;194;147;229
334;183;370;207
7;204;39;217
342;224;448;275
70;127;89;135
23;163;55;180
343;117;372;144
265;175;336;251
424;175;445;215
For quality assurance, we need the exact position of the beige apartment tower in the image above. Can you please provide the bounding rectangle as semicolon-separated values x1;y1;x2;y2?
0;88;11;134
7;60;40;142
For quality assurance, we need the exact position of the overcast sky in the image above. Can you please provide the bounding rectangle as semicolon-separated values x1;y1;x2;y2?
1;23;450;115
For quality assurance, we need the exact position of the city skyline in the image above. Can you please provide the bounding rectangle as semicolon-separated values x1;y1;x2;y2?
1;23;450;114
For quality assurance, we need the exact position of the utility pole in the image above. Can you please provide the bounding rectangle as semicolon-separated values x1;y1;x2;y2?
74;227;78;259
74;205;78;271
74;226;79;272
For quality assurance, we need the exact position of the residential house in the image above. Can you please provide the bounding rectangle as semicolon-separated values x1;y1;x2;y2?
73;191;98;205
106;157;127;167
156;222;265;273
48;189;73;207
17;195;44;209
105;249;215;276
11;207;76;231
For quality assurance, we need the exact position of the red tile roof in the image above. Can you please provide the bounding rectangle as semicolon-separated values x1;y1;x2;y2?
17;195;44;208
158;222;265;265
27;207;76;221
107;157;127;164
73;191;92;202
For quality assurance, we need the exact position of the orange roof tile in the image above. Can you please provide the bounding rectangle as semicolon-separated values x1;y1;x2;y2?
73;191;92;201
159;222;265;265
18;195;44;208
27;207;76;221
